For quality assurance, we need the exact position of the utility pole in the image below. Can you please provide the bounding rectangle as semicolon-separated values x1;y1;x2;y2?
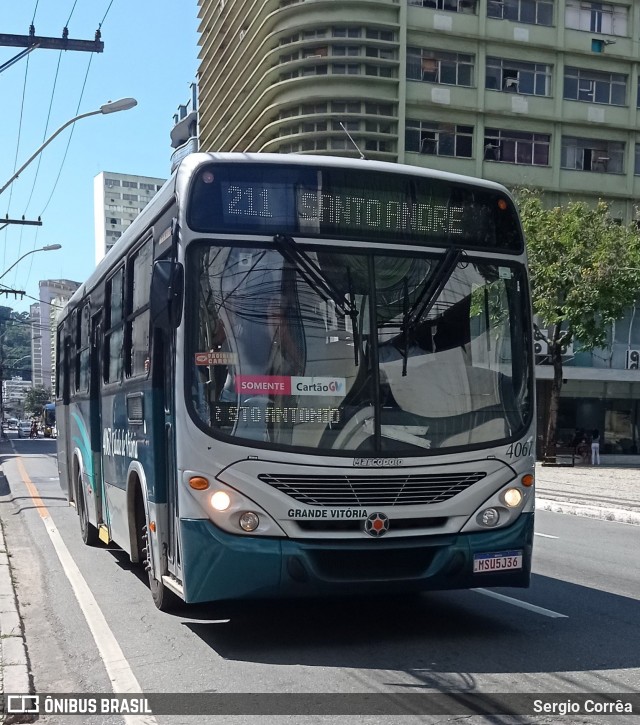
0;25;104;74
0;216;42;232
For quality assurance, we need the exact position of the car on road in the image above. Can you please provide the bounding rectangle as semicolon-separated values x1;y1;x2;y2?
17;421;33;438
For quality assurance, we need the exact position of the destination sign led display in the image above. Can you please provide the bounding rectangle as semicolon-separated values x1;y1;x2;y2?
188;163;523;252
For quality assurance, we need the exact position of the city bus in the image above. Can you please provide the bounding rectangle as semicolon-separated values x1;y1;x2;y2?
55;153;535;611
42;403;56;438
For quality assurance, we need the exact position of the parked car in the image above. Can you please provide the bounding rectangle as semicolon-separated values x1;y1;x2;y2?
17;421;33;438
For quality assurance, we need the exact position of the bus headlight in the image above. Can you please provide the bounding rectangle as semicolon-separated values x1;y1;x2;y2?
184;472;286;537
478;507;500;527
211;491;231;511
503;488;523;508
239;512;260;532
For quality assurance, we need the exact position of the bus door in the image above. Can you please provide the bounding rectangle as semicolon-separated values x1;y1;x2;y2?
163;327;180;577
151;326;180;579
89;312;105;529
58;334;73;497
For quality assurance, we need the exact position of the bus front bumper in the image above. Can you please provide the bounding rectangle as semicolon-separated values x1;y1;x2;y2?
179;512;534;603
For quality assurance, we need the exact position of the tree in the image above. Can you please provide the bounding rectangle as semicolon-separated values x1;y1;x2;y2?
23;386;51;418
517;191;640;460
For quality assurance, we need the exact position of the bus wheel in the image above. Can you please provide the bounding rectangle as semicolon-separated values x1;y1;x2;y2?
135;498;180;612
77;479;98;546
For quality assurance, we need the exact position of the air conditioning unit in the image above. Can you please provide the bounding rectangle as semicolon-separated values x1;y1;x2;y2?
626;349;640;369
534;341;573;356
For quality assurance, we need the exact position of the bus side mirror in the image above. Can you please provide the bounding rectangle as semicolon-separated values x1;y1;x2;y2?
150;259;184;330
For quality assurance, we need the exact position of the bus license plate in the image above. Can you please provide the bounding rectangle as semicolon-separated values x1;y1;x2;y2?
473;550;523;573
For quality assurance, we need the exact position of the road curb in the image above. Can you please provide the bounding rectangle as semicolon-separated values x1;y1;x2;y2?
0;511;33;724
536;497;640;526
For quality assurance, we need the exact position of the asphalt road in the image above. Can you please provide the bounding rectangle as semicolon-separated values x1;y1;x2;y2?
1;437;639;725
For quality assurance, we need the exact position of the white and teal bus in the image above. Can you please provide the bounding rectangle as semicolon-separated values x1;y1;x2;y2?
56;153;535;611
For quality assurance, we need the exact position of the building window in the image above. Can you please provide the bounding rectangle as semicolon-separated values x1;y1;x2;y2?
364;102;394;115
366;47;396;60
332;64;360;75
484;128;550;165
565;1;628;36
333;120;359;132
301;65;328;76
365;64;394;78
122;180;138;188
409;0;477;12
365;120;394;133
407;48;474;87
561;136;625;173
303;103;329;114
406;120;474;157
564;67;627;106
332;101;361;114
366;29;395;41
332;27;362;38
634;143;640;176
485;57;552;96
303;46;329;58
487;0;553;26
122;193;139;202
302;29;327;40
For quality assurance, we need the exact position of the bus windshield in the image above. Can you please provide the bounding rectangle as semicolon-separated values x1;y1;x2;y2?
187;242;532;455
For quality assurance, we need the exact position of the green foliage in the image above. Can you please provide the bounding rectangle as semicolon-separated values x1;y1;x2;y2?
3;311;32;379
23;386;51;417
517;190;640;350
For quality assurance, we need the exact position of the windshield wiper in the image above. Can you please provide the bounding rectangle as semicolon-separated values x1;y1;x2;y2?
400;247;462;376
274;234;360;366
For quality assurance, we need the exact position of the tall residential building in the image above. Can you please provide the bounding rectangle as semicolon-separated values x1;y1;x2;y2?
197;0;640;458
198;0;639;220
93;172;166;264
31;280;80;393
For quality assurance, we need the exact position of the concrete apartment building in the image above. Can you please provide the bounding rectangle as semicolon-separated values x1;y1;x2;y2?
93;172;166;264
31;279;80;393
196;0;640;458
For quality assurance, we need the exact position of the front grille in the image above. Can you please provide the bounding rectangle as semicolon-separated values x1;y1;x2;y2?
295;516;448;533
258;471;486;506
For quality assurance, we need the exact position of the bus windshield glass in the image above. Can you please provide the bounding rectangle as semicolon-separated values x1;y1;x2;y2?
188;163;523;252
187;243;532;455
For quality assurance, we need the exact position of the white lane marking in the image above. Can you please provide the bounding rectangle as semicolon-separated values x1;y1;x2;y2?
17;459;157;725
475;588;568;618
535;533;559;539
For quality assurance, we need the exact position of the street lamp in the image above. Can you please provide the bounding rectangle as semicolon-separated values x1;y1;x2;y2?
0;244;62;281
0;98;137;197
4;354;32;375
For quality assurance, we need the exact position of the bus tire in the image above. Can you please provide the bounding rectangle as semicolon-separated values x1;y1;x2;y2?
134;495;180;612
77;477;99;546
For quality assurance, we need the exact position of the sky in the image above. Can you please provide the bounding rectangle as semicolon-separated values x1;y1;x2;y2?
0;1;199;313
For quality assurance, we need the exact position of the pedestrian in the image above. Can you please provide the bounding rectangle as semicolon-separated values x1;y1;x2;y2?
591;428;600;465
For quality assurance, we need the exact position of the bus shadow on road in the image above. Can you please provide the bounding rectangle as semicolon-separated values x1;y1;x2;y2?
180;575;639;677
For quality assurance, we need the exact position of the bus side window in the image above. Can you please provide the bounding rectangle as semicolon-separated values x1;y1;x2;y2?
105;268;125;384
126;238;152;377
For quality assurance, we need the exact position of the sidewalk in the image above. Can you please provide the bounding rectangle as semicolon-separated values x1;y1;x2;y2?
535;461;640;526
0;437;32;724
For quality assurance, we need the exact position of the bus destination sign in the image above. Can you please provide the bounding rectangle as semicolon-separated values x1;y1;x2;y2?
188;163;523;251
